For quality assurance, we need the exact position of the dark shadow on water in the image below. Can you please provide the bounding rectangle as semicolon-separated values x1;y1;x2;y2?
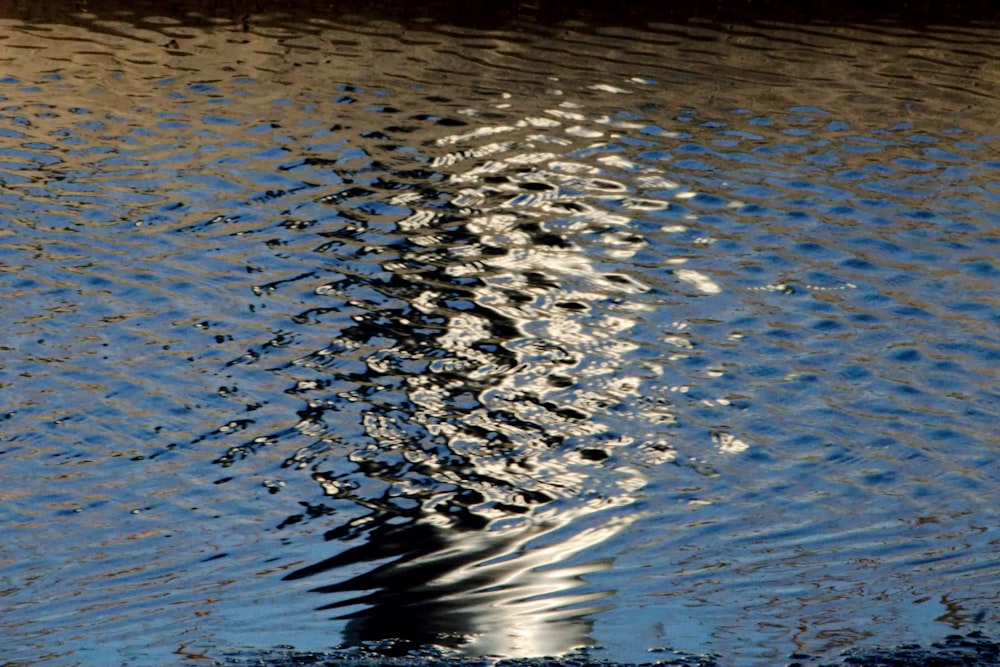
282;516;628;657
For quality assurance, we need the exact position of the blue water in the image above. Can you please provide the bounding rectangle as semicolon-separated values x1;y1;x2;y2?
1;5;998;665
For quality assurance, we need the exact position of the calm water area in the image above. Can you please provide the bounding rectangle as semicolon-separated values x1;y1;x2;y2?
1;1;998;665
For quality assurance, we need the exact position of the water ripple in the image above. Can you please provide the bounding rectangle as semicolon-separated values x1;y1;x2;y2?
1;3;998;665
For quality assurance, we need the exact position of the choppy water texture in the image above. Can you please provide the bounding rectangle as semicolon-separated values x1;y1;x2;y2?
1;1;999;665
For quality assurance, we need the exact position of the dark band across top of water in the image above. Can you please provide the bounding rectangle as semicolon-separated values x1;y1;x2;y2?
1;0;998;26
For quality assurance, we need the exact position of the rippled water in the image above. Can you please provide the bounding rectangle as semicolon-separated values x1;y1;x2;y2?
1;2;998;665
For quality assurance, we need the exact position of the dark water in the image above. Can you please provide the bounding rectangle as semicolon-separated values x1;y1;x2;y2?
1;2;998;665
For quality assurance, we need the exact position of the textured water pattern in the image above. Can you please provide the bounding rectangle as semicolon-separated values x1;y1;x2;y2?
1;2;999;665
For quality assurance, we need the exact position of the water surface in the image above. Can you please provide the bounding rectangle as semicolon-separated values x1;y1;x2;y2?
1;2;998;665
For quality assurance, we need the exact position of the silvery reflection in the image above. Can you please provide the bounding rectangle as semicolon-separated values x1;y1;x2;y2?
217;91;743;656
